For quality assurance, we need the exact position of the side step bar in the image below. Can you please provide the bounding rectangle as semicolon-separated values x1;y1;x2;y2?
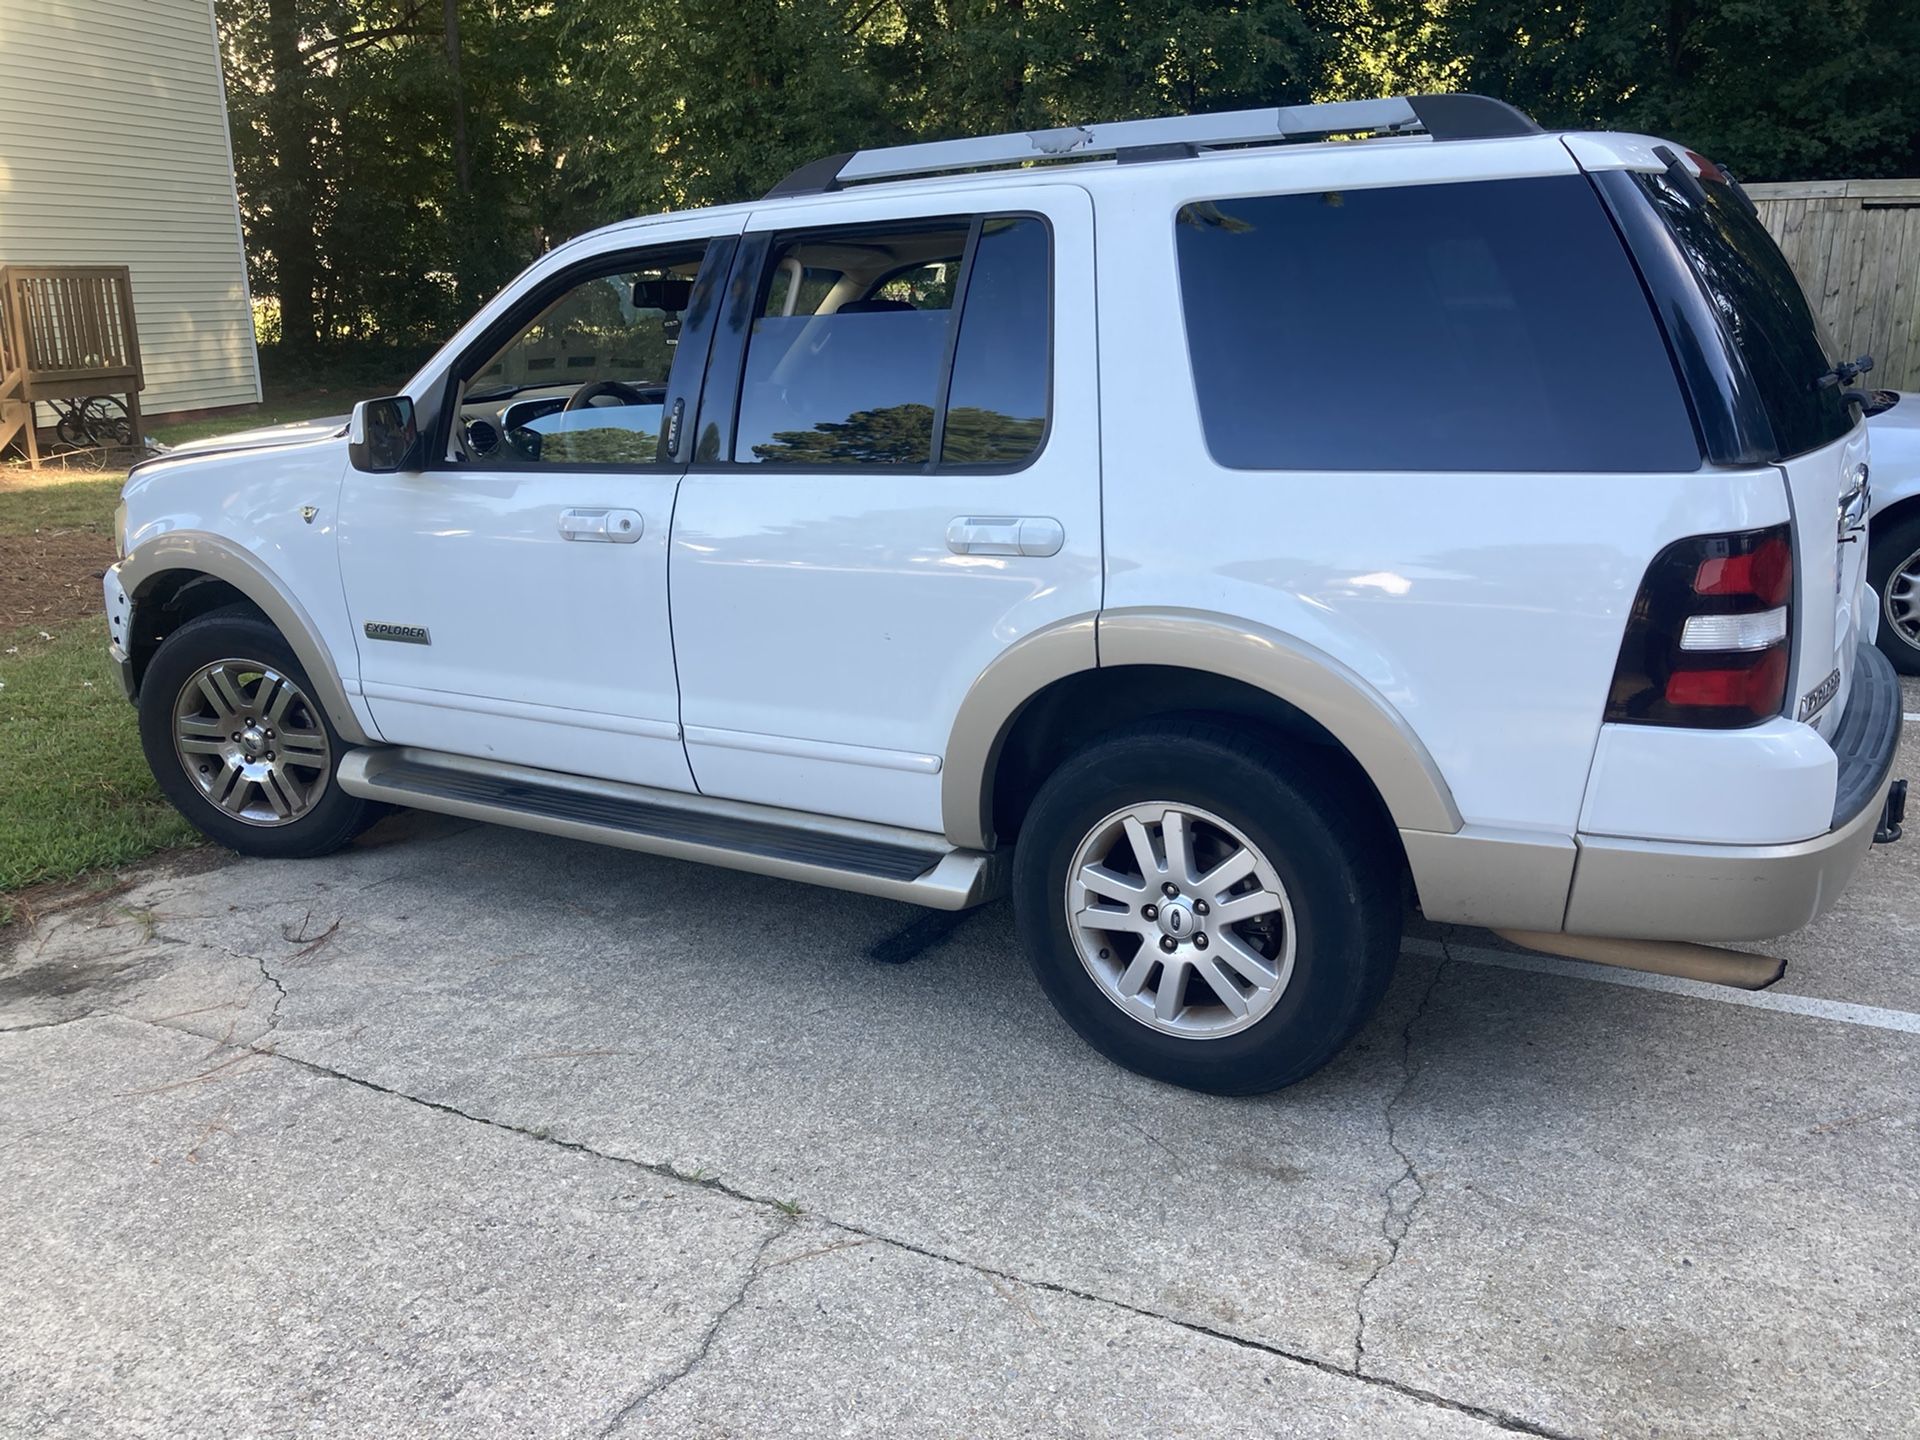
337;747;1006;910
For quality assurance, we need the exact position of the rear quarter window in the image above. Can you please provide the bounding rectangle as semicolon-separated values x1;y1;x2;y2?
1632;170;1854;460
1174;175;1702;473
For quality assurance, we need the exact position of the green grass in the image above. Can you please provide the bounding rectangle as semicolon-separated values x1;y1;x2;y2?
0;626;197;911
148;394;352;448
0;385;411;921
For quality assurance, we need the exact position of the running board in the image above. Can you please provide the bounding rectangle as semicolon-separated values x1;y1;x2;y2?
337;747;1005;910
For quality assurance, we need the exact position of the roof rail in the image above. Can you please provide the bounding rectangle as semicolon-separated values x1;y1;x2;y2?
764;94;1540;199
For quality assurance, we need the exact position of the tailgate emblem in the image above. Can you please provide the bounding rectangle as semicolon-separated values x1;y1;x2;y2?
1797;667;1840;722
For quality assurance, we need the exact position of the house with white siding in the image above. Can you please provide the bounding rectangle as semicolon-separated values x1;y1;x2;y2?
0;0;261;422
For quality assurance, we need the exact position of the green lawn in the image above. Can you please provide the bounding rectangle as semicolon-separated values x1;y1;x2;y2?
147;394;350;448
1;374;409;923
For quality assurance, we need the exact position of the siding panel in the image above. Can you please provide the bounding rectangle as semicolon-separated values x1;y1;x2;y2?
0;0;261;417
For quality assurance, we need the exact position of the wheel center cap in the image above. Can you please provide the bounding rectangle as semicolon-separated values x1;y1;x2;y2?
239;726;267;758
1157;899;1197;941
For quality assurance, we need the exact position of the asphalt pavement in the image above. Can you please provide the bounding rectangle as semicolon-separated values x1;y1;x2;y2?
4;683;1917;1438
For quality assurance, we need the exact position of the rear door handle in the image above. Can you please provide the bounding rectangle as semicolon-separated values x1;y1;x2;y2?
559;507;643;543
945;516;1064;557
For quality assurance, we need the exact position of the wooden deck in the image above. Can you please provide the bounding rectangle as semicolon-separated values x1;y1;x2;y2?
0;263;144;465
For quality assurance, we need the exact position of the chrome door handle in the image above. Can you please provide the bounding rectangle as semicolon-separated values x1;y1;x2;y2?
945;515;1064;557
559;507;643;543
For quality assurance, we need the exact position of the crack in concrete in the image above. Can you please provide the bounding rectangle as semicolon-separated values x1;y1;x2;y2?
254;952;288;1035
593;1221;791;1436
1353;948;1451;1377
97;1003;1581;1440
0;1012;102;1034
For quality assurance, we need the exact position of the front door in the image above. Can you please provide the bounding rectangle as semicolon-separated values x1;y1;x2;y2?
669;184;1100;834
338;220;739;789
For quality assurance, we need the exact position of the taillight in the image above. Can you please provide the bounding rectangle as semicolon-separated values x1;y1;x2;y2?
1605;525;1793;728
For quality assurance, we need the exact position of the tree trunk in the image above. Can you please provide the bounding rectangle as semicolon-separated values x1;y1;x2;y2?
264;0;320;351
444;0;472;309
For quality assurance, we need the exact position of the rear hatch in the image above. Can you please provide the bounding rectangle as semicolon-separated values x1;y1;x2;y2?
1629;157;1869;739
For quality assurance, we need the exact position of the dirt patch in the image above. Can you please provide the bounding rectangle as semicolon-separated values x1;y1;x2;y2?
0;528;114;633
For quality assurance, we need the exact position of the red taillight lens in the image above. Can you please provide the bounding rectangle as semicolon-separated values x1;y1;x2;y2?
1606;525;1793;728
1693;534;1791;607
1663;648;1789;712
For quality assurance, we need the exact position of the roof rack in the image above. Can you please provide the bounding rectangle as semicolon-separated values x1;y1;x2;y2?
764;94;1540;199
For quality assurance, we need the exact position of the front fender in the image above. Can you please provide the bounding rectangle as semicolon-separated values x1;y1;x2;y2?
113;531;372;746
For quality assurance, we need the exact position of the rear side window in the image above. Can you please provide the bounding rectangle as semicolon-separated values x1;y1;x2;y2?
1633;170;1853;459
1174;176;1701;472
941;217;1050;464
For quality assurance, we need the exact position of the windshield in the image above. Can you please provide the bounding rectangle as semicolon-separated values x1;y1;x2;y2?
1634;169;1853;459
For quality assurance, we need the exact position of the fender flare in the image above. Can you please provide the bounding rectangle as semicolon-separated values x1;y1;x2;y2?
941;607;1462;849
116;530;373;746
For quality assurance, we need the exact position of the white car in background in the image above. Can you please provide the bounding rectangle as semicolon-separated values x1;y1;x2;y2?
1867;391;1920;674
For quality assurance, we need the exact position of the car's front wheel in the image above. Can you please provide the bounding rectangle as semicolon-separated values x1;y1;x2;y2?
1012;721;1401;1094
138;607;373;857
1870;511;1920;676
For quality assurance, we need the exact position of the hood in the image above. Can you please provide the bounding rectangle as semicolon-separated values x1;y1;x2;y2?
142;414;351;464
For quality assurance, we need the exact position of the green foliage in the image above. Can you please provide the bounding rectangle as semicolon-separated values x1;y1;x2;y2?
216;0;1920;349
1353;0;1920;181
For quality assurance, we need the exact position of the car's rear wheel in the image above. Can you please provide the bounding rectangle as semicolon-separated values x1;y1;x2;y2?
138;607;373;857
1870;511;1920;676
1012;721;1401;1094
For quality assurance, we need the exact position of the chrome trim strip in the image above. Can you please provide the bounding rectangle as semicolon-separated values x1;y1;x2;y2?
361;680;682;742
683;724;942;774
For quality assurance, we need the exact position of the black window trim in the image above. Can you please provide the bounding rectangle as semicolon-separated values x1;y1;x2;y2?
688;209;1056;478
424;233;738;476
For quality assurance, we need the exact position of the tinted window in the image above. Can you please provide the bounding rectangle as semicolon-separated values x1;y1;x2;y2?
462;247;709;467
734;224;968;465
1634;170;1853;459
941;217;1049;465
1174;176;1701;472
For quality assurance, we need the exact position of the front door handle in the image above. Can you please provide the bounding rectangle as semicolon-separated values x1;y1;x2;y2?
559;507;643;543
945;515;1065;557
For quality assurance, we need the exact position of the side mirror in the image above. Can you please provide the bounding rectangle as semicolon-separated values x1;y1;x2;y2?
348;396;420;473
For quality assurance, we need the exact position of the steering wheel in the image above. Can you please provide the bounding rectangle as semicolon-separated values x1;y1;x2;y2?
564;379;648;413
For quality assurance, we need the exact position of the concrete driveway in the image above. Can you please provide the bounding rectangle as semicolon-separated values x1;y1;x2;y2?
5;688;1918;1439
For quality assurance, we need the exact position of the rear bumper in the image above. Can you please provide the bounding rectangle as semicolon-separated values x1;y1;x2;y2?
1562;643;1903;942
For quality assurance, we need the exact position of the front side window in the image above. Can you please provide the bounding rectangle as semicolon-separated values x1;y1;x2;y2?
459;244;710;465
1174;176;1702;473
732;215;1050;468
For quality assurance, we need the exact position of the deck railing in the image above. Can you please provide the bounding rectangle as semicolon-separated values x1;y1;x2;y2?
0;264;144;465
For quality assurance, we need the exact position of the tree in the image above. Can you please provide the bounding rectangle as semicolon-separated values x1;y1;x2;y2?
1360;0;1920;180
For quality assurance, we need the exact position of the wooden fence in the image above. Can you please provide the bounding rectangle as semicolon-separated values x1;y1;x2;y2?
1748;180;1920;391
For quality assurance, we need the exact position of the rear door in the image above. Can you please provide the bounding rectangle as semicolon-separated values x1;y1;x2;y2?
668;183;1099;835
1629;162;1869;738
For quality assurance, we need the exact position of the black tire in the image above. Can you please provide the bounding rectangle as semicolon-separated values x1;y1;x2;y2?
1012;721;1401;1095
138;606;374;858
1868;510;1920;676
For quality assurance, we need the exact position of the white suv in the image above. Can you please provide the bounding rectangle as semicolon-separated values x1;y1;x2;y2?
109;95;1906;1093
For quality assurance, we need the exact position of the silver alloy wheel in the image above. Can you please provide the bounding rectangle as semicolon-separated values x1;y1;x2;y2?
1885;544;1920;651
1065;801;1297;1039
172;659;331;826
